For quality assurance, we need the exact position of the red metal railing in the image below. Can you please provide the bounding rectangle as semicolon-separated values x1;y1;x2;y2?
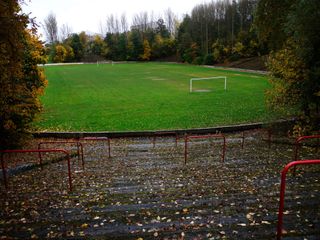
79;137;111;158
152;131;178;147
38;141;84;170
292;135;320;174
241;128;272;149
293;135;320;161
184;134;226;164
0;149;73;191
277;159;320;240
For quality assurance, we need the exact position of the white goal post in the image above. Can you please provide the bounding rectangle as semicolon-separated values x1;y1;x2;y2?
189;76;227;93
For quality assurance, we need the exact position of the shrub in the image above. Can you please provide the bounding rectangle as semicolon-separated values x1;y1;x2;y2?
203;54;215;65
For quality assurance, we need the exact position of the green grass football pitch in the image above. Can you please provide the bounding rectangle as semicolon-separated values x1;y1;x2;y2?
37;62;272;131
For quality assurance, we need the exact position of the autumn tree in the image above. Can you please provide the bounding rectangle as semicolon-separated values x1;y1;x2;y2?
67;33;84;61
255;0;320;135
176;0;259;64
91;35;108;57
84;35;108;61
64;44;75;62
53;44;67;62
0;0;47;149
141;39;151;60
127;29;143;60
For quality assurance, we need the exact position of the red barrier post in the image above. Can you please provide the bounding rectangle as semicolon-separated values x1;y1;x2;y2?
1;153;8;189
184;134;226;164
37;150;43;169
241;132;245;149
38;141;84;170
292;135;320;174
152;135;156;148
277;159;320;240
293;135;320;161
267;128;272;148
0;149;73;191
78;142;84;169
79;137;111;158
184;135;188;165
76;143;80;162
222;136;226;162
108;138;111;158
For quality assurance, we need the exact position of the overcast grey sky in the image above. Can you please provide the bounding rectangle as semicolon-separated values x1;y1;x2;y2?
22;0;210;38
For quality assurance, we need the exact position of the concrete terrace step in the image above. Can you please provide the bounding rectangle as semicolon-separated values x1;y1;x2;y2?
0;130;319;239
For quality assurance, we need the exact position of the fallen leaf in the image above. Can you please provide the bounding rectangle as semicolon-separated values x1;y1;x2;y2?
81;223;89;229
237;223;246;227
31;234;38;239
261;221;271;225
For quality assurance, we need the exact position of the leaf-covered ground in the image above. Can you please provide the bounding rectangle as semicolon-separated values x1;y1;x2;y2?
0;130;319;239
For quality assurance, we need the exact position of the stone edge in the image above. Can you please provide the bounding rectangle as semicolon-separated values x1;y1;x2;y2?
32;119;294;139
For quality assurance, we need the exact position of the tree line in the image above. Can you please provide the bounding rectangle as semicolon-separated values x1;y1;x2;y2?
177;0;259;64
44;0;262;64
44;9;178;63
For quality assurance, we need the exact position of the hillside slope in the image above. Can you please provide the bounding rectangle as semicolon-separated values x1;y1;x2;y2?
216;56;268;71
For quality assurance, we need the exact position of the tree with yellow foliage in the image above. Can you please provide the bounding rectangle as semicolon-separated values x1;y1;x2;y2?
141;39;151;61
256;0;320;135
0;0;47;149
54;44;67;62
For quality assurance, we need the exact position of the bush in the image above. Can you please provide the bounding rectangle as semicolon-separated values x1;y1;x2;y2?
203;54;215;65
227;52;241;62
193;56;204;65
182;53;193;63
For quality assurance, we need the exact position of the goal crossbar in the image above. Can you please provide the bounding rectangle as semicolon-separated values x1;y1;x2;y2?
190;76;227;92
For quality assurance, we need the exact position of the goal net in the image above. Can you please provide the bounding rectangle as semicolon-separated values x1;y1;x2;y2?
190;76;227;93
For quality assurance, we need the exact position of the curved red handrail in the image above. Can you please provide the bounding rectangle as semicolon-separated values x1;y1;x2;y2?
277;159;320;240
293;135;320;161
